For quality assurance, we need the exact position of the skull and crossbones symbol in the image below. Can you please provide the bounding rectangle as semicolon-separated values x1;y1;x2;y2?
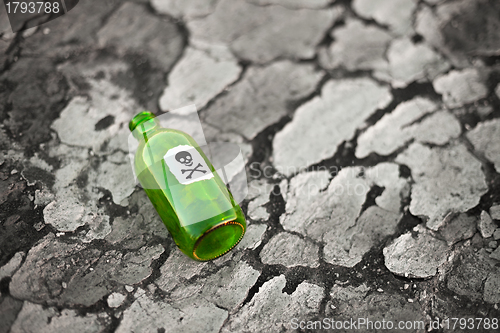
175;151;207;179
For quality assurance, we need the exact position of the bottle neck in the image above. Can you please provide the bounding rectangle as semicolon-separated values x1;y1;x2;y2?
129;111;160;141
132;118;159;141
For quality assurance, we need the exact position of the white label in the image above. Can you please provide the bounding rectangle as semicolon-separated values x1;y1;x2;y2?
164;145;214;185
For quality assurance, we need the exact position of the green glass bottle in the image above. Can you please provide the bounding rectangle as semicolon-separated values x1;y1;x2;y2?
129;111;246;261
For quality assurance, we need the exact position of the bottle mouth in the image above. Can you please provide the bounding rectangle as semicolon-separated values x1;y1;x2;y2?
129;111;156;132
192;221;245;261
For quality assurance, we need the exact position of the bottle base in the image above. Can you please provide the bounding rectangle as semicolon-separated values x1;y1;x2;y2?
192;220;245;261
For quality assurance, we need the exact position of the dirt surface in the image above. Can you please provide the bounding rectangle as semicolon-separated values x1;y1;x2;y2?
1;0;500;332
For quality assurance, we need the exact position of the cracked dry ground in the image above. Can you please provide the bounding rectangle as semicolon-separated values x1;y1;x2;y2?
1;0;500;332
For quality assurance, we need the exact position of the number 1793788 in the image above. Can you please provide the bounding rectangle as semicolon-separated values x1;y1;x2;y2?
5;1;60;14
